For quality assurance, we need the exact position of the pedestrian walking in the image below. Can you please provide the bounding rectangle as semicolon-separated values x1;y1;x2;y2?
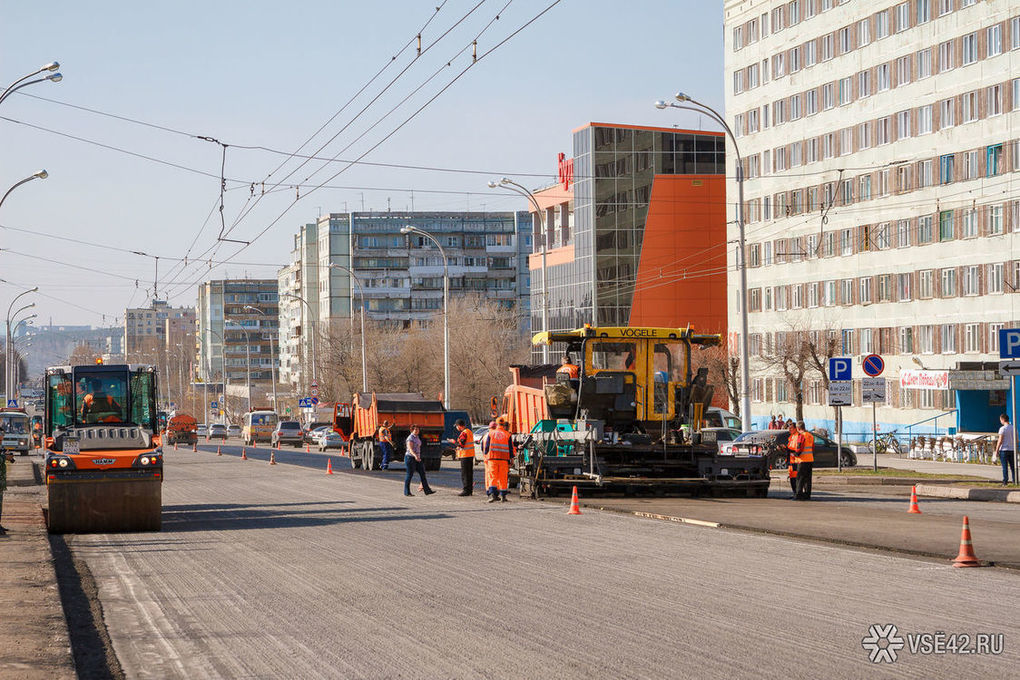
403;425;434;497
995;413;1016;486
377;420;394;470
0;449;13;534
447;419;475;496
483;419;514;503
768;415;778;430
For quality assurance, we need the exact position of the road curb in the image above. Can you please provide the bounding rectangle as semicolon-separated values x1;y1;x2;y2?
915;483;1020;503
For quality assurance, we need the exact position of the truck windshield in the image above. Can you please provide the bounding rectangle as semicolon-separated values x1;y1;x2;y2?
0;415;28;433
75;370;129;425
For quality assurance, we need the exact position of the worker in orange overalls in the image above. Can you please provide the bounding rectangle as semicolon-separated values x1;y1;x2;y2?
793;421;815;501
556;355;579;379
449;419;475;497
483;419;514;503
786;421;802;499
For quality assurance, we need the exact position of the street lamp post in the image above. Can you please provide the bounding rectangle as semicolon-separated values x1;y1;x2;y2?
0;62;61;107
5;290;37;403
279;292;317;386
243;306;278;411
488;177;549;362
399;225;450;408
225;322;252;412
0;170;48;212
208;328;228;424
655;93;752;432
327;263;367;392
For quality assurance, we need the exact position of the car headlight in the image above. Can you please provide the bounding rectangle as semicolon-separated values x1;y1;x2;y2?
59;459;69;468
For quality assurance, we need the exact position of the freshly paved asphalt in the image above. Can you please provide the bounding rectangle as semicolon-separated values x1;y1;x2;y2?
59;444;1020;679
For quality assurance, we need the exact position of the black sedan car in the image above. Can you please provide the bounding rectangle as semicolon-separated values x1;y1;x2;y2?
726;430;857;469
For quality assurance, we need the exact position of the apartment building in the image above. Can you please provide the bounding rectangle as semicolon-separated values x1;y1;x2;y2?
277;211;531;389
725;0;1020;432
124;299;194;359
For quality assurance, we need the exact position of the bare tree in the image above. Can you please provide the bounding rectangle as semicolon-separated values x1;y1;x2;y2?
67;343;100;365
698;344;740;418
760;326;813;423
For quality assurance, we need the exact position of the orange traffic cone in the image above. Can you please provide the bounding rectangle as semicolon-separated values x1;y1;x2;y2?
567;486;582;515
908;485;922;514
269;450;277;465
306;443;310;452
326;458;334;475
241;448;248;461
953;516;981;568
217;445;222;456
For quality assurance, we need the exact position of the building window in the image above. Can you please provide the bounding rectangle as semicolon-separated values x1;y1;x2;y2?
938;40;954;71
917;105;933;134
875;222;891;249
962;91;978;123
964;324;981;353
790;94;802;119
896;56;911;87
991;323;1005;353
838;26;852;53
939;154;955;183
841;278;854;304
877;63;891;91
962;208;978;238
839;128;852;156
859;175;872;200
989;205;1004;234
896;110;911;139
897;273;911;301
988;144;1003;176
805;40;817;66
858;70;871;98
806;89;818;115
841;329;855;355
859;122;872;149
1013;78;1020;110
860;277;873;304
917;48;932;79
876;10;890;39
822;83;834;109
900;327;914;354
1014;17;1020;50
939;210;955;241
962;265;980;295
941;268;956;297
861;329;874;355
838;77;852;105
808;282;819;307
917;160;934;187
825;280;836;306
822;33;834;60
897;165;912;192
920;325;935;354
940;98;954;128
858;18;871;45
841;178;853;204
840;229;853;255
878;274;892;302
895;2;910;32
790;46;802;72
877;118;890;145
964;150;980;180
989;263;1005;293
917;0;931;23
988;24;1002;57
941;325;957;353
919;270;934;298
962;33;978;65
938;0;952;16
897;219;912;247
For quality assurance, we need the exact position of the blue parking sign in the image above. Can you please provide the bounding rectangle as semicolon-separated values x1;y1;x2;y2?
829;357;852;381
999;328;1020;358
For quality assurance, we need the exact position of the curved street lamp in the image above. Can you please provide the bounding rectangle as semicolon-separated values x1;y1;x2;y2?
5;290;36;401
243;305;278;410
0;170;48;212
399;225;450;408
0;61;61;107
487;176;549;362
327;263;367;392
655;93;751;432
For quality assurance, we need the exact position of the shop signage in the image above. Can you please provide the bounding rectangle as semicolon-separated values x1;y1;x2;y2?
899;369;949;391
557;152;574;190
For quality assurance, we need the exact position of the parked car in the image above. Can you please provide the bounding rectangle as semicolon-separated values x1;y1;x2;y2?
228;424;241;438
208;423;229;440
699;427;743;452
196;423;208;438
471;425;490;465
317;430;345;451
725;430;857;469
272;420;304;447
304;425;330;445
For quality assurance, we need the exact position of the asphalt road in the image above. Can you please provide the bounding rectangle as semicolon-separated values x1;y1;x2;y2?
63;447;1020;679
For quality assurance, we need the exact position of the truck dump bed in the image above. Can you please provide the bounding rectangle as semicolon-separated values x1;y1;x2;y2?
350;392;446;471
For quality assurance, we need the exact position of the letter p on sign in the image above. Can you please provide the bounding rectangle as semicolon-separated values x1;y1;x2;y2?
1000;328;1020;359
829;357;852;381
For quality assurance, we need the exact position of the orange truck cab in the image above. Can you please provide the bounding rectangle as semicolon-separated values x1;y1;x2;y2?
165;412;198;445
43;363;163;533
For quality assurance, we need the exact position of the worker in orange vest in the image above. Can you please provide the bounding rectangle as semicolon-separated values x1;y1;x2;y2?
449;419;475;497
556;355;579;379
793;420;815;500
786;421;802;499
482;419;515;503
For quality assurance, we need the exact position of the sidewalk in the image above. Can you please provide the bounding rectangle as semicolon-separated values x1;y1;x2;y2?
865;452;1003;480
0;460;75;679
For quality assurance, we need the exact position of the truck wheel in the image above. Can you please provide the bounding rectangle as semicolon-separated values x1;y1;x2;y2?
351;445;363;469
365;446;375;471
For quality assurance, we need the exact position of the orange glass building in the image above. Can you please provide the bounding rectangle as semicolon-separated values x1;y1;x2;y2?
528;122;728;355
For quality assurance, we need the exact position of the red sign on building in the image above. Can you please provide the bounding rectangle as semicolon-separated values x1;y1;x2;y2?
557;152;574;191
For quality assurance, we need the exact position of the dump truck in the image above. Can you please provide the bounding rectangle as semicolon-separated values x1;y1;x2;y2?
510;326;771;498
165;411;198;445
349;392;445;471
43;362;163;533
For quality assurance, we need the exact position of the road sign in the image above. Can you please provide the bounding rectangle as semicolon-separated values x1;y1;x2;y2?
210;401;219;408
310;386;319;398
298;397;313;408
311;396;320;406
827;380;852;406
862;377;886;403
5;399;16;408
310;380;319;390
999;328;1020;358
999;361;1020;376
829;357;852;381
862;354;884;377
285;407;292;414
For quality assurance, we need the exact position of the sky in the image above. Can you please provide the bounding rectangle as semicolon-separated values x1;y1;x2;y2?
1;0;724;328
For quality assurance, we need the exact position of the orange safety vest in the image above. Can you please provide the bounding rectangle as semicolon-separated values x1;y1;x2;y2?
486;428;513;461
787;431;803;464
557;363;579;379
799;431;815;463
377;426;391;443
455;428;474;458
